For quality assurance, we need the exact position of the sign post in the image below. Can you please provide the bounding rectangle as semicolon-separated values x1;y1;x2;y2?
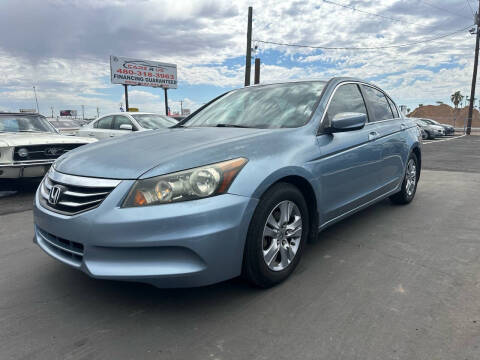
124;84;129;111
163;86;168;116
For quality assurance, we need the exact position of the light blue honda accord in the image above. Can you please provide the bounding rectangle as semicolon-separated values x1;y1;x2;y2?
33;78;422;288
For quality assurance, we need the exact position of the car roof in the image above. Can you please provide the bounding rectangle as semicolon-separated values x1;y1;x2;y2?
99;112;167;116
245;77;374;88
0;112;42;116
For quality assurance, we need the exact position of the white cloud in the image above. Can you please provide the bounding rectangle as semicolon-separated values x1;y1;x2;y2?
0;0;477;113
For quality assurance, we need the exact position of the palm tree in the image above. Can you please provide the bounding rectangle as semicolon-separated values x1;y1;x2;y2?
451;91;464;128
451;91;464;108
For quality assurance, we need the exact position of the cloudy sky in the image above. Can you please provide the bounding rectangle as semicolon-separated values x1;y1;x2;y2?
0;0;476;117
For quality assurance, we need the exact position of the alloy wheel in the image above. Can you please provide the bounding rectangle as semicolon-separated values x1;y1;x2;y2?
405;158;417;196
262;200;302;271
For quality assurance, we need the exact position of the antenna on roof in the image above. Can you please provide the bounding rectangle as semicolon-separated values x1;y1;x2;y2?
33;86;39;113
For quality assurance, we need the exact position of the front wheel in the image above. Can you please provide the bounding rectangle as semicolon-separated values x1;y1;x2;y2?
390;153;419;205
242;183;309;288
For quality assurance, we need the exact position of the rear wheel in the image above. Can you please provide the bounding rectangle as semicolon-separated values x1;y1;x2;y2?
243;183;309;288
390;153;419;205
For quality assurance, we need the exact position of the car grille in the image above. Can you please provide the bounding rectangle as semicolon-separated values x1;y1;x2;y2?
36;227;84;267
13;144;84;162
39;170;121;215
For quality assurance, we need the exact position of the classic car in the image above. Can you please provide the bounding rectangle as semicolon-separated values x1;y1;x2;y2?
0;112;96;181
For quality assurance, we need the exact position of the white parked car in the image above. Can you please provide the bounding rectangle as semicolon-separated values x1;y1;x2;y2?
0;112;96;180
76;112;176;140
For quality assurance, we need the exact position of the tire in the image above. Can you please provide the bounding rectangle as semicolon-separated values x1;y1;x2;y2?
390;153;419;205
242;183;309;288
426;131;435;140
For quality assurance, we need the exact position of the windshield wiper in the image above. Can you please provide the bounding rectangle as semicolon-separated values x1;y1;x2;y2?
215;124;253;128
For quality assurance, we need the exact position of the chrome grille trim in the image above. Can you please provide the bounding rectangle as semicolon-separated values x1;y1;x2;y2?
39;169;121;215
49;169;122;188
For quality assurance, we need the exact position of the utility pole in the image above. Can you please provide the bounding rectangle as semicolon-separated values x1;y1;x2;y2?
254;58;261;84
467;1;480;135
81;105;85;120
33;86;39;113
244;6;253;87
50;106;54;118
96;106;100;118
180;100;183;115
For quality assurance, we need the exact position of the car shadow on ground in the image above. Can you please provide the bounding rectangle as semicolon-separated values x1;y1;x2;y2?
0;180;40;215
37;197;395;313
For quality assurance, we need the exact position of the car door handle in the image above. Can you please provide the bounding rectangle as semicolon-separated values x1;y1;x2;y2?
400;123;406;130
369;131;379;141
88;133;95;136
109;134;115;137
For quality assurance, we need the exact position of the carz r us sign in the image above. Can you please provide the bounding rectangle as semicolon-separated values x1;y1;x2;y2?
110;56;177;89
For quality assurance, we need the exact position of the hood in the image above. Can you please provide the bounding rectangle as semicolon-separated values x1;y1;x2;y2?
54;127;283;179
0;132;96;147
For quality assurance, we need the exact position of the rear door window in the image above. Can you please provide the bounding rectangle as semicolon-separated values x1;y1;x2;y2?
96;116;113;129
326;83;368;124
362;86;394;122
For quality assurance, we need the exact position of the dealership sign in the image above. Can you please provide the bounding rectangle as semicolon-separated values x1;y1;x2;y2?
60;110;77;117
110;56;177;89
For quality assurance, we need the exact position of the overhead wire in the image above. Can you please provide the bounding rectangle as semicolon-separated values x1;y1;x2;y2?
466;0;475;17
323;0;438;27
418;0;472;20
254;25;473;51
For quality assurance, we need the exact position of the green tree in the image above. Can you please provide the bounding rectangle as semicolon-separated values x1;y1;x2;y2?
451;91;464;128
450;91;464;108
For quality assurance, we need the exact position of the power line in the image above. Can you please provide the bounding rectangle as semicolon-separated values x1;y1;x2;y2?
466;0;475;16
323;0;436;27
418;0;471;20
254;25;473;51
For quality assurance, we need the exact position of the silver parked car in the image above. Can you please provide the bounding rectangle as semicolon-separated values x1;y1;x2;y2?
76;112;176;140
412;118;444;139
420;118;455;136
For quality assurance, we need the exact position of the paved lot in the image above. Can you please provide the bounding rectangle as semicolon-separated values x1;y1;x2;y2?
1;136;479;359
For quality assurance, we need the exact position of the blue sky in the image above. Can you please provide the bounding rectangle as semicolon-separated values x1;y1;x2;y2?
0;0;477;117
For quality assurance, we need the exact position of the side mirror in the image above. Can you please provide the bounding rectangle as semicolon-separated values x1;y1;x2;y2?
326;112;367;133
119;124;133;131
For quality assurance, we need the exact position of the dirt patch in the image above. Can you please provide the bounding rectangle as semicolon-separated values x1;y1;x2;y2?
408;104;480;128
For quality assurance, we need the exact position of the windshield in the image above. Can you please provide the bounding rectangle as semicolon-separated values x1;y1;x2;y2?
183;81;326;129
0;114;57;133
132;114;176;129
415;119;428;126
421;118;438;125
50;120;81;128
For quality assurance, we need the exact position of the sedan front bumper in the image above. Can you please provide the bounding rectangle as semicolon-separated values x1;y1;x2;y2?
33;182;258;287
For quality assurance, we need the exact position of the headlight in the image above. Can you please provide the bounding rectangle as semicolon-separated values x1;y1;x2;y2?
122;158;248;207
18;147;29;158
